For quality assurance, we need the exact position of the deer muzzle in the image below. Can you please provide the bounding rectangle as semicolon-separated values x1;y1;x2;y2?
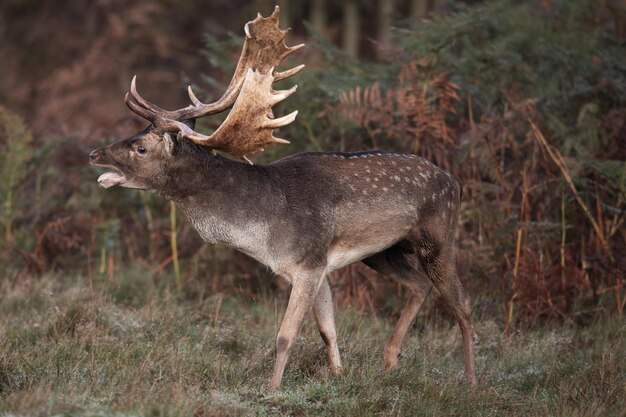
89;149;126;188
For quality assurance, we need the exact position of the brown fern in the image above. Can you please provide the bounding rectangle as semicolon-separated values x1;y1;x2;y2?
337;60;461;168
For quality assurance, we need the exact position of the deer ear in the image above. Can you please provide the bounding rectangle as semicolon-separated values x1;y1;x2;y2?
163;132;177;156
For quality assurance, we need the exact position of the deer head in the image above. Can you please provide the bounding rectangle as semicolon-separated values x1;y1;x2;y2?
89;6;303;190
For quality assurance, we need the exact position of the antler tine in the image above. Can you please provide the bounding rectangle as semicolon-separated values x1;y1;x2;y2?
283;43;306;58
269;83;298;104
187;85;202;106
125;75;185;127
270;4;280;22
129;76;166;114
262;111;298;129
275;64;305;82
125;92;157;122
169;119;208;140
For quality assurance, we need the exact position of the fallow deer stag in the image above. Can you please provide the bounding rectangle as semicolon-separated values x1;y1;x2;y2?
89;7;477;391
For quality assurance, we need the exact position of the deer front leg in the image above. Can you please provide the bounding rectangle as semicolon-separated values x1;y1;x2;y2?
313;278;342;375
269;269;325;392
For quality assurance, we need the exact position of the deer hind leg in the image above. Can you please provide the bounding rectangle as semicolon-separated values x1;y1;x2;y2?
414;228;477;386
313;278;342;375
269;268;326;392
363;244;433;369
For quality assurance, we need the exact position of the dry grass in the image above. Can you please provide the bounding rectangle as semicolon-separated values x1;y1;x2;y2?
1;271;624;416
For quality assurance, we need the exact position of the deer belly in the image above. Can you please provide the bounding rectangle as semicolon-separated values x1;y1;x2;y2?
326;238;398;272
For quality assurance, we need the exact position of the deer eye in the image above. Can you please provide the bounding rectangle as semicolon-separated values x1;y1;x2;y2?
137;146;147;155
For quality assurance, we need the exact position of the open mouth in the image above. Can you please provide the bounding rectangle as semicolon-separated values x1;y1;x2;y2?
92;164;126;189
97;171;126;188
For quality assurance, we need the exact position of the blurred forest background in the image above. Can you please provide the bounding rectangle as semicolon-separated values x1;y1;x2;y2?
1;0;625;329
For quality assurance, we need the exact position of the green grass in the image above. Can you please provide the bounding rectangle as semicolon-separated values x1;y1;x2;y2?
0;272;624;416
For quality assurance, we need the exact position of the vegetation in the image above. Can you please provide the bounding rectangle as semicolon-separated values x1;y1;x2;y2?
0;0;625;414
1;274;624;416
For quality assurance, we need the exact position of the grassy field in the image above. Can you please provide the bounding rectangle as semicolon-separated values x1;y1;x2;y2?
1;271;624;417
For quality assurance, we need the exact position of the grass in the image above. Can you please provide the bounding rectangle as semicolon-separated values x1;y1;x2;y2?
0;270;624;416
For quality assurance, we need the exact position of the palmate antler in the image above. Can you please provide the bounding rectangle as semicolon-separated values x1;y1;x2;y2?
124;6;303;162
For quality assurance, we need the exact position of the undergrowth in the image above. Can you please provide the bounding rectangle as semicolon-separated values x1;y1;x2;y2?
1;273;624;416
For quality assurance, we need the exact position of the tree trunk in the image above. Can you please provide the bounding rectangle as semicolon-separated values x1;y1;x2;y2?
411;0;429;20
432;0;447;14
310;0;327;37
342;1;359;58
377;0;394;59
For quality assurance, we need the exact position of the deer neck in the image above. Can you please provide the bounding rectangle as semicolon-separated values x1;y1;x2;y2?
165;147;285;265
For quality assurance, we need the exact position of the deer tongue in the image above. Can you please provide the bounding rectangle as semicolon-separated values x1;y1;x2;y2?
97;172;125;188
